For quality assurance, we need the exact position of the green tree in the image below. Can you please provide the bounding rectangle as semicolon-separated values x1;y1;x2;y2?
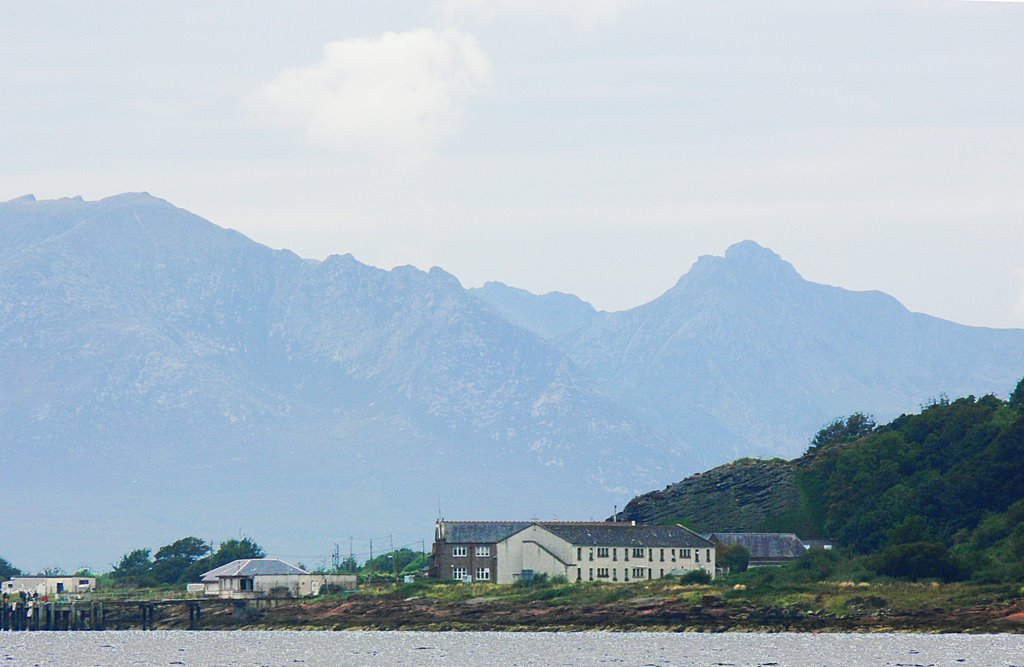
111;549;155;587
337;555;359;574
809;413;876;451
180;537;266;583
153;537;211;584
1010;377;1024;412
0;556;21;580
362;548;423;575
716;543;750;573
874;541;961;581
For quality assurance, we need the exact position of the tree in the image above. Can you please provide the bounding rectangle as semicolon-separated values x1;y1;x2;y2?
874;542;962;582
716;543;750;573
809;413;877;451
212;537;265;564
38;566;65;576
180;537;265;583
0;556;21;581
337;555;359;574
111;548;155;587
362;548;423;575
1010;377;1024;412
153;537;211;584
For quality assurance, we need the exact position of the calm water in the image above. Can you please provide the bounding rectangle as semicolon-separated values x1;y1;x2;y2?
1;631;1022;666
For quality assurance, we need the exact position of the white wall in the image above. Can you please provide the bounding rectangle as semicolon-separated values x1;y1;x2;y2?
496;525;575;584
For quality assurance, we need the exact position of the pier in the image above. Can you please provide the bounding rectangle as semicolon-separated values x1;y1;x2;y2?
0;598;263;631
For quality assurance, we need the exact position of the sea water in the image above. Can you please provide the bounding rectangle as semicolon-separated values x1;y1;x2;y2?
0;630;1022;666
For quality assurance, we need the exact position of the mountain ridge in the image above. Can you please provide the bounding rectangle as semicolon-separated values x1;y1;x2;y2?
3;193;1024;569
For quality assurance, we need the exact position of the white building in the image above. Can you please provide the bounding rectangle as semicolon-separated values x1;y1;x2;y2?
497;522;715;584
195;558;356;598
431;520;715;585
2;576;96;598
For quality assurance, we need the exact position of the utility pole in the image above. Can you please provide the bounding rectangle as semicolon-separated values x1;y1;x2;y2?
390;534;397;578
332;544;340;571
369;538;373;563
349;537;354;568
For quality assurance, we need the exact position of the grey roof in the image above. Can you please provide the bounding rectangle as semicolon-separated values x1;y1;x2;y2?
541;524;713;548
708;533;807;560
200;558;309;582
441;521;532;544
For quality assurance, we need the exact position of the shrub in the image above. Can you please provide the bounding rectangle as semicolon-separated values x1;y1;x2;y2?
873;542;962;582
675;569;712;584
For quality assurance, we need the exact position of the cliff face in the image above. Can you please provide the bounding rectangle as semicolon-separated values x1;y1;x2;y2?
616;458;801;533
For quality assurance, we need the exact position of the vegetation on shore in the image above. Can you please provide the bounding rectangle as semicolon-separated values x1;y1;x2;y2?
232;559;1024;632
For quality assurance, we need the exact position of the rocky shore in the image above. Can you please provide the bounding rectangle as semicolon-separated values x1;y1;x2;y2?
137;590;1024;633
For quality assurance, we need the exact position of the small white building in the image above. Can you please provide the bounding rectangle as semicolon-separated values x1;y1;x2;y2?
2;576;96;598
195;558;356;598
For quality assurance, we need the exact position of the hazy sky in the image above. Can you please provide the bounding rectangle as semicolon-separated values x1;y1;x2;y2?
3;0;1023;327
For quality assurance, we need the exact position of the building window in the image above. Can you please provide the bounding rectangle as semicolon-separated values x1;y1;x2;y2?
578;547;582;561
660;569;664;578
660;548;665;562
624;570;630;582
597;568;609;579
632;548;644;558
612;569;618;582
589;568;594;581
648;549;653;562
671;549;676;562
475;546;490;557
577;568;582;582
695;550;700;563
452;567;467;580
682;548;691;559
624;550;630;561
613;548;618;561
597;547;609;558
707;549;711;562
476;568;490;581
452;546;467;557
632;567;645;579
589;548;594;561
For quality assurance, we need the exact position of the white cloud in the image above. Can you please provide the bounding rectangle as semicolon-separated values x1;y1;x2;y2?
252;29;491;165
440;0;637;27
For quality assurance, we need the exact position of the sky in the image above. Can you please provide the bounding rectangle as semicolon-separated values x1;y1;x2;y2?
2;0;1024;328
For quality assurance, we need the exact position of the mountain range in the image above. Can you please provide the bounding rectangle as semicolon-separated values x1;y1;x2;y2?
3;192;1023;569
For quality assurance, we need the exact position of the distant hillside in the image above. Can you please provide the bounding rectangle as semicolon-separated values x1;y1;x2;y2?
491;240;1024;465
621;383;1024;581
471;282;598;341
5;192;1024;570
0;193;681;568
616;458;800;533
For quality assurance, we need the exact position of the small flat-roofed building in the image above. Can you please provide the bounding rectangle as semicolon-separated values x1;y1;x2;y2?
2;576;96;598
707;532;808;567
197;558;356;598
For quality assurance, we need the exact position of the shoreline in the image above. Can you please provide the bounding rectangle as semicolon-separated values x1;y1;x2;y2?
96;587;1024;634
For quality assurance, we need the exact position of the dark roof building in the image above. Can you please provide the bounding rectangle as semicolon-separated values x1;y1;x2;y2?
431;519;716;584
707;532;807;566
544;523;711;549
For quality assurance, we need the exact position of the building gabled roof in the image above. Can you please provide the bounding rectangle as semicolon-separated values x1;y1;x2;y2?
200;558;309;583
540;523;713;548
440;521;533;544
708;533;807;560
